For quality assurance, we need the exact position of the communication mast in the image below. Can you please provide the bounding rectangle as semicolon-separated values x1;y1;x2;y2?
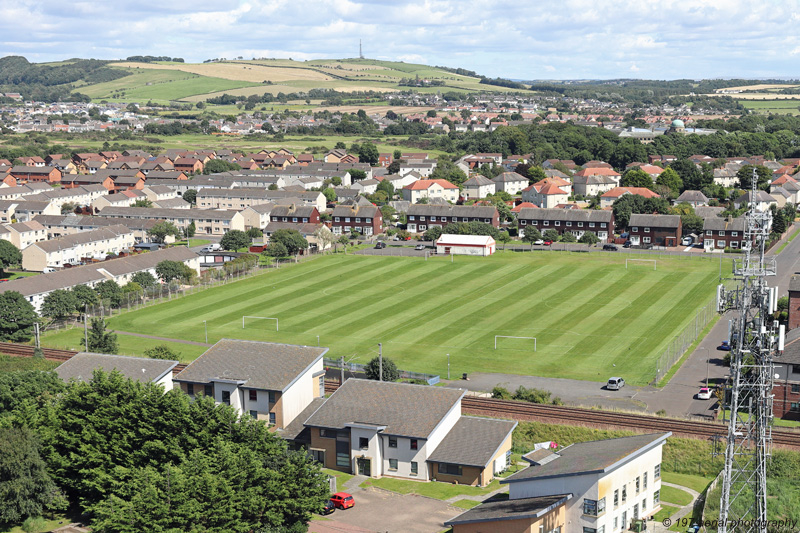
716;169;780;532
359;40;364;59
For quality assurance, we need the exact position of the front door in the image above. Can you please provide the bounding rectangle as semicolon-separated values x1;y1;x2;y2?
357;457;370;476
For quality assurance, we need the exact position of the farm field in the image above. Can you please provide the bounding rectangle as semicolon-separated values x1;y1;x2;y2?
740;99;800;115
42;252;723;385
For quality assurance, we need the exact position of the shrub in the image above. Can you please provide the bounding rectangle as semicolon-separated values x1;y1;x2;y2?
492;386;512;399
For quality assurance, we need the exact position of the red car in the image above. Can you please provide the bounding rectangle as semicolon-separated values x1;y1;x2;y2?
330;492;355;510
543;240;553;246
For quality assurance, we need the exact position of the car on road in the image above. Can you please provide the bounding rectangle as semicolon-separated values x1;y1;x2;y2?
374;242;386;249
697;387;713;400
534;239;544;245
414;244;426;250
543;240;553;246
623;241;632;248
330;492;355;510
607;377;625;390
603;244;618;251
717;341;731;351
200;243;221;252
642;243;654;250
321;499;336;515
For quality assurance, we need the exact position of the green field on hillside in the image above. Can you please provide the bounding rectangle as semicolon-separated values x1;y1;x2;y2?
740;99;800;115
42;252;722;384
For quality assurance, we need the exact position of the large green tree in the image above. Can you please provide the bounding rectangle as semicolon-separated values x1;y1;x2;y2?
87;318;117;354
146;221;181;244
155;260;185;283
521;227;542;248
357;142;379;165
220;230;250;251
620;168;653;188
736;164;772;190
0;291;36;342
270;229;308;255
0;240;21;275
131;271;157;290
40;289;78;320
71;285;98;313
94;280;123;308
656;167;683;196
364;356;400;381
182;189;197;205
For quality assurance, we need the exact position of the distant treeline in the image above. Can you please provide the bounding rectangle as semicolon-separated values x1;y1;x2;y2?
479;77;527;90
0;56;127;101
125;56;185;63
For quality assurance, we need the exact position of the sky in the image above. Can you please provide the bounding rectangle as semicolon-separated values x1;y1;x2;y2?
1;0;798;80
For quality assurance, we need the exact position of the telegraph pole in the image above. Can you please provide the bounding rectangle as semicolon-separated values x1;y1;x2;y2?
378;343;383;381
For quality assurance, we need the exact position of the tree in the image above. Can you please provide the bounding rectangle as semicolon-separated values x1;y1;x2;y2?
131;272;156;290
430;157;467;186
348;169;367;182
87;318;117;354
656;167;683;196
146;221;181;244
321;187;336;203
263;241;288;259
527;166;547;183
543;229;559;242
521;227;542;248
94;280;123;308
182;189;197;205
71;285;97;313
143;344;180;360
0;240;21;275
364;356;399;381
621;168;653;188
0;291;35;343
270;229;308;255
578;231;599;245
203;159;241;174
313;227;335;252
60;202;77;215
560;232;577;243
376;179;394;198
220;230;250;251
40;289;78;320
423;226;443;242
736;164;772;190
357;142;379;165
131;198;153;208
498;230;512;250
0;427;64;526
337;235;349;252
386;160;401;175
245;227;263;240
681;213;704;235
669;159;707;191
155;260;185;283
183;221;196;238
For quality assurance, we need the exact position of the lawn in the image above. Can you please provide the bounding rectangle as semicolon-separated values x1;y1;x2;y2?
0;354;59;373
321;468;354;493
661;472;714;494
660;485;693;506
359;476;503;500
652;504;679;523
39;252;723;385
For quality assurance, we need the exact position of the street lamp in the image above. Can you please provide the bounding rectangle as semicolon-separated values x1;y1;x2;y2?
203;320;208;344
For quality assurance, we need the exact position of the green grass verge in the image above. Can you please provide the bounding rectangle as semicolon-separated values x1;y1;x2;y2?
773;225;800;255
0;354;59;373
359;477;503;500
450;499;482;509
720;409;800;428
661;485;693;506
661;472;714;494
652;504;679;523
55;253;721;385
173;239;212;248
321;468;355;493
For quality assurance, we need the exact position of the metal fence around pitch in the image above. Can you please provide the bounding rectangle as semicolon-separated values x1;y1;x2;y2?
323;357;440;385
652;299;718;385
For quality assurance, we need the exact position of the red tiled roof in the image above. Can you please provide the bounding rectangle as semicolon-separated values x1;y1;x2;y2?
403;179;459;190
512;202;538;212
601;187;659;199
574;167;620;177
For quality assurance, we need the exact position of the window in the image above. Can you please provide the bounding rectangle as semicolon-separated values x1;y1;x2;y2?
321;429;337;439
644;472;648;490
791;402;800;412
187;383;194;396
644;227;651;233
336;453;349;467
521;220;527;225
555;221;561;226
543;220;549;226
622;485;627;502
614;489;619;507
359;437;369;449
792;364;800;375
292;217;298;222
430;216;436;222
566;221;572;227
732;231;738;236
589;222;595;227
269;412;276;425
643;237;651;243
583;497;605;516
717;240;725;248
439;463;462;476
221;391;230;405
578;222;584;227
250;410;258;419
719;230;725;236
642;498;646;511
636;477;640;494
583;528;597;533
249;390;257;402
631;226;638;232
410;439;418;450
411;461;418;475
792;384;800;393
268;391;276;404
653;490;660;505
388;436;397;448
420;216;426;221
409;215;415;221
614;517;618;530
345;217;350;222
389;458;398;471
706;230;712;236
355;217;361;223
204;384;212;397
731;242;739;249
621;511;627;530
654;464;661;479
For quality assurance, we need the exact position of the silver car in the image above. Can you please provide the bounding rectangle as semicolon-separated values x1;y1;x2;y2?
607;377;625;390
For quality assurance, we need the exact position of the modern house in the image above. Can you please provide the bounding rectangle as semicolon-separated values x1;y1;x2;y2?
517;208;613;242
628;214;682;247
173;339;327;428
445;494;571;533
55;352;178;390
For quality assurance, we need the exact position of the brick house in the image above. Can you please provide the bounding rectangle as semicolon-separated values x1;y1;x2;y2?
702;217;746;251
628;214;682;247
269;205;320;225
173;157;204;174
331;204;383;236
516;208;613;242
406;205;499;233
9;166;62;184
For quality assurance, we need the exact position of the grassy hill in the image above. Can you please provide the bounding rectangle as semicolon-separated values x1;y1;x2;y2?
52;57;526;104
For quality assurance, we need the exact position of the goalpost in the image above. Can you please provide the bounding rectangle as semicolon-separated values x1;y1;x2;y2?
242;316;279;331
495;335;537;351
626;258;657;271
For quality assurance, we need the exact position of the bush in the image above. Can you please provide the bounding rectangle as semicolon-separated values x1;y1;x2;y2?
364;356;399;381
491;386;512;399
143;344;180;360
512;385;559;405
723;247;744;254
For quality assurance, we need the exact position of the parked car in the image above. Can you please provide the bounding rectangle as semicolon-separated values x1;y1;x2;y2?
603;244;618;251
623;241;632;248
543;240;553;246
414;244;426;250
681;236;694;246
717;341;731;351
642;243;654;250
330;492;355;510
607;377;625;390
374;242;386;249
697;387;713;400
200;243;221;252
534;239;544;245
321;499;336;515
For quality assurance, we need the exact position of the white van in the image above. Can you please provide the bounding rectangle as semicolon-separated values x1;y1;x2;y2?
607;377;625;390
200;243;221;252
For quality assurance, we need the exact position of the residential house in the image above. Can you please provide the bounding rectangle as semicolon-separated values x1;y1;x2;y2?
702;217;746;252
174;157;204;174
22;225;135;271
303;379;516;486
733;190;777;211
331;203;383;236
521;182;569;209
402;179;459;204
0;220;47;249
12;201;61;221
492;172;529;195
600;187;660;208
675;190;709;207
573;167;621;186
462;175;496;199
269;205;321;225
33;215;163;243
9;166;62;184
173;339;327;428
628;214;682;247
572;174;618;198
264;222;332;251
351;178;380;195
97;206;245;235
142;185;179;203
61;174;116;191
91;190;147;212
406;205;499;233
56;352;178;390
517;208;613;241
445;494;571;533
502;433;671;533
324;149;348;163
241;203;276;231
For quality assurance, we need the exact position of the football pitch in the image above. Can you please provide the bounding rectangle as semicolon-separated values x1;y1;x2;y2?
48;252;724;385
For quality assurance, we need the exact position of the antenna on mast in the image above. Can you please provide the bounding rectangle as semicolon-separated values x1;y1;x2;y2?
359;40;364;59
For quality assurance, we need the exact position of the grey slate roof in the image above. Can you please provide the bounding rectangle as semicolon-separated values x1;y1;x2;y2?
517;207;612;223
463;175;494;187
271;205;317;218
31;225;133;253
173;339;326;392
444;494;571;527
492;171;527;183
303;378;465;439
99;206;240;220
695;206;725;219
406;204;498;218
331;204;380;218
790;275;800;293
56;352;177;384
278;397;326;441
676;190;709;203
703;217;745;232
629;213;681;228
428;417;516;467
503;433;670;483
736;190;776;204
264;221;323;236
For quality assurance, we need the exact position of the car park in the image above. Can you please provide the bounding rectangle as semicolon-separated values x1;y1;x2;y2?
321;499;336;515
697;387;713;400
603;244;618;251
330;492;355;510
717;341;731;351
414;244;426;250
607;377;625;390
200;243;221;252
